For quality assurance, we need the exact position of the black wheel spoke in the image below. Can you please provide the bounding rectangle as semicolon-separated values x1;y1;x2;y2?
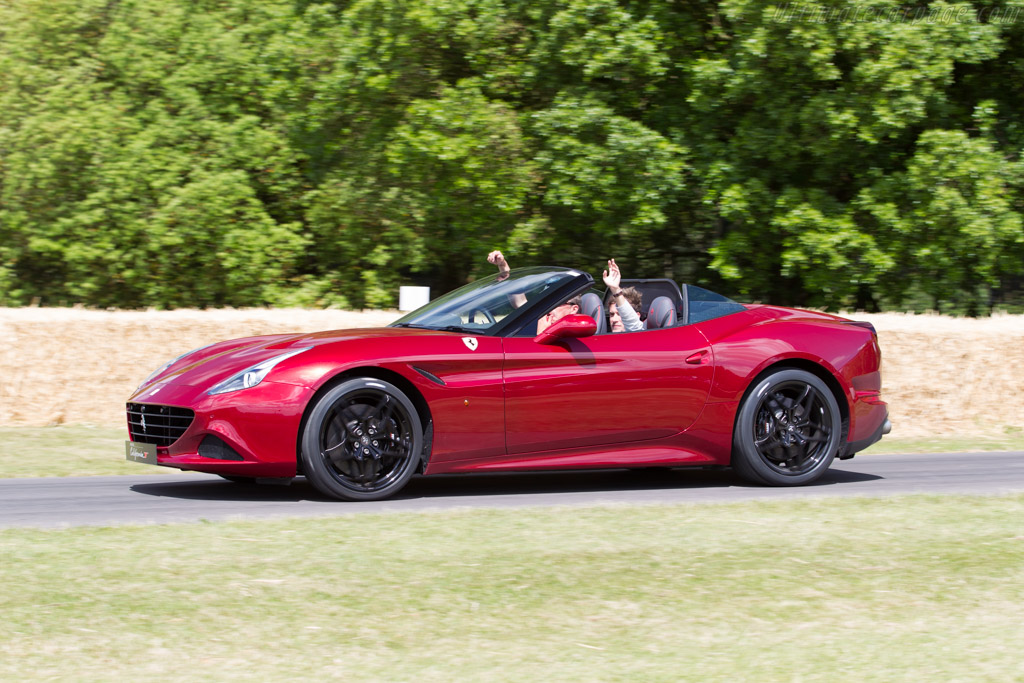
333;404;359;425
794;384;813;414
314;386;418;495
324;449;344;467
749;378;838;477
373;395;394;424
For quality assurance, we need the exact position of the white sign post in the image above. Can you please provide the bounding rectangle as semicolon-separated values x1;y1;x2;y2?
398;286;430;312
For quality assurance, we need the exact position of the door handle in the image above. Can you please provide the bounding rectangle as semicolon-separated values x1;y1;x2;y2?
685;350;710;365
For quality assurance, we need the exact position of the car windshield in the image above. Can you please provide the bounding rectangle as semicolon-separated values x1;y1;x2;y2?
391;267;584;334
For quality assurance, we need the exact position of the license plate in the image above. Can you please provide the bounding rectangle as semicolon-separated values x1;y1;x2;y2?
125;441;158;465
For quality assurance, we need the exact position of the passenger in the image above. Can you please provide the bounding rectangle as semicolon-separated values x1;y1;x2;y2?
602;258;643;333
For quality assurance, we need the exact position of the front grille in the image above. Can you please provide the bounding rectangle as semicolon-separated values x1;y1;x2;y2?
127;403;195;447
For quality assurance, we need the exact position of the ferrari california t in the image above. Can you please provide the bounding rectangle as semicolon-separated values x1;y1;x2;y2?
126;266;890;500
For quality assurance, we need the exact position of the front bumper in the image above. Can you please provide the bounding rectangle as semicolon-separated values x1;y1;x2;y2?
126;379;313;478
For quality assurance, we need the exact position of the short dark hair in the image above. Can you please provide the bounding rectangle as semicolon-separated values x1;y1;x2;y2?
565;295;582;308
608;287;642;311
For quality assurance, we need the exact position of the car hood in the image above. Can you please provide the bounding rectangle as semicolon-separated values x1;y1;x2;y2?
133;326;452;396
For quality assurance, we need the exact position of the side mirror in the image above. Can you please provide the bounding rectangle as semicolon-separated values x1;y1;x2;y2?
534;314;597;345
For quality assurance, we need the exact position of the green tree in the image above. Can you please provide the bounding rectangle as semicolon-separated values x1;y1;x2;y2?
0;0;307;307
857;128;1024;313
3;0;1024;312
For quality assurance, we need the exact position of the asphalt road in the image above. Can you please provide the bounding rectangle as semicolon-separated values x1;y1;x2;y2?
2;451;1023;529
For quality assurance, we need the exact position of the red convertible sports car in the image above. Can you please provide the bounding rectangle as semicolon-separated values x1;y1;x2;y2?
126;266;890;501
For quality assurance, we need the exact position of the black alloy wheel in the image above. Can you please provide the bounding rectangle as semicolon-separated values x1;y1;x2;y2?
301;378;423;501
732;368;842;486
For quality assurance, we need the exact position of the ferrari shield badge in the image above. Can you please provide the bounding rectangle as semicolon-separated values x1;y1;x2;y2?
462;337;478;351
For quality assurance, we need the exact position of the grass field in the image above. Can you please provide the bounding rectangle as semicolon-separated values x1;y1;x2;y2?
3;494;1022;681
0;425;163;477
2;309;1020;680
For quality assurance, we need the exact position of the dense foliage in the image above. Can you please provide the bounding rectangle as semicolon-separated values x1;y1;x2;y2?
2;0;1023;312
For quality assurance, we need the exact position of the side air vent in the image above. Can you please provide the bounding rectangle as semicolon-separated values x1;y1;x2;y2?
413;366;446;386
126;403;195;447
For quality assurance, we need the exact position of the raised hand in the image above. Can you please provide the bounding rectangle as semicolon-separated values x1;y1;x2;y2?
487;250;510;279
602;258;621;291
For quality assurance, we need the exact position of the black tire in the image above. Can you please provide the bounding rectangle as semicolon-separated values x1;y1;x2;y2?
732;368;842;486
300;378;423;501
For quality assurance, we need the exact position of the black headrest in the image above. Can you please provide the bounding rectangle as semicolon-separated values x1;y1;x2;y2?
645;296;677;329
579;292;607;335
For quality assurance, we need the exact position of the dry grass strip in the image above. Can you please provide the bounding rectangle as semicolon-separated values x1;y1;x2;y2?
0;308;398;428
1;308;1022;438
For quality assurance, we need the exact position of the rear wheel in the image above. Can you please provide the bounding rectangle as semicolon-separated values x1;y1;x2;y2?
300;378;423;501
732;369;842;486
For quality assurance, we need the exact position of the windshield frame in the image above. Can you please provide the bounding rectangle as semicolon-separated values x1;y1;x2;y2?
390;267;594;337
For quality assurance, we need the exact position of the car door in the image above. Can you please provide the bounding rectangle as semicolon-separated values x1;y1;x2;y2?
401;335;507;464
501;326;714;454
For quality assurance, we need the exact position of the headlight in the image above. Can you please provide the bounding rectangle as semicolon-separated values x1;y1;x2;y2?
206;347;312;396
138;343;216;391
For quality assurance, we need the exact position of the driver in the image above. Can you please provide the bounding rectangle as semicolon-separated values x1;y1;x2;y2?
487;250;515;282
488;250;578;333
536;295;581;335
488;251;642;334
488;250;527;309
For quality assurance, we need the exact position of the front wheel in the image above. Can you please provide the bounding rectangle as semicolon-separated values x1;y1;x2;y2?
732;369;842;486
301;378;423;501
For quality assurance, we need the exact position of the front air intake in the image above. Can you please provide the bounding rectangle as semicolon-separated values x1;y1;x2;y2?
126;403;195;447
198;435;244;461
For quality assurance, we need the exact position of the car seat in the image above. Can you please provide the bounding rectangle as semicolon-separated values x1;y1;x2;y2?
579;292;608;335
645;296;677;329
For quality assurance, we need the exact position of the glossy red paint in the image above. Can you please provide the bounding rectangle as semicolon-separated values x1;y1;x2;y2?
694;305;888;446
431;443;716;474
125;268;888;493
384;336;506;463
501;325;713;455
133;379;311;478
